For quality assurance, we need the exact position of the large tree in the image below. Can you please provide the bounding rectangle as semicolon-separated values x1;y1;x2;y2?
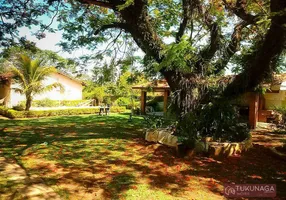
1;0;286;127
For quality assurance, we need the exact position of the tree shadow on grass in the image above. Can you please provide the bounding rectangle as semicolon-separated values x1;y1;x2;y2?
2;115;286;199
103;173;136;199
178;144;286;198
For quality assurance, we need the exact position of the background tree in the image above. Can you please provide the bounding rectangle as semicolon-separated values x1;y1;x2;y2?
7;54;63;111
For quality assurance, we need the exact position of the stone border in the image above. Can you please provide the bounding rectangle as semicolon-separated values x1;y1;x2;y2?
207;137;253;158
145;128;177;147
145;128;253;158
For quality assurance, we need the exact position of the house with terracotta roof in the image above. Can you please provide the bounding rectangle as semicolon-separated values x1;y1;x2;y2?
0;71;83;107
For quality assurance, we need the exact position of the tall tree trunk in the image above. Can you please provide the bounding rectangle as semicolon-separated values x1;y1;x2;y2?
167;74;201;117
25;94;32;111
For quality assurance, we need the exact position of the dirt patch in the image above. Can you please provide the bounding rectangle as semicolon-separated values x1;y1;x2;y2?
0;156;61;200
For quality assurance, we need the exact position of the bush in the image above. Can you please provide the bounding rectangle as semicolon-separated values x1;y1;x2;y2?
103;96;112;105
115;97;131;108
0;106;126;119
146;96;165;111
35;98;58;107
177;102;250;143
142;115;175;129
12;104;25;111
273;106;286;130
61;100;91;107
21;99;91;107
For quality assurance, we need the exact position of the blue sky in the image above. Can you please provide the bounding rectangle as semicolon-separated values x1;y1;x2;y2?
17;15;146;73
18;18;94;60
17;16;233;75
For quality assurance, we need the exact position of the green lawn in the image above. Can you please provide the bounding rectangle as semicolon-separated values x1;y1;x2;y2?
0;114;286;199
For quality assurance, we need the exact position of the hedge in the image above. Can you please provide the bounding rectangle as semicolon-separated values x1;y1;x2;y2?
0;106;126;119
19;99;91;107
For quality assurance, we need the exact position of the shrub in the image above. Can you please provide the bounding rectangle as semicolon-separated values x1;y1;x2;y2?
177;102;250;143
143;115;164;129
21;99;91;107
142;115;175;129
115;97;132;108
273;106;286;131
12;104;25;111
61;100;91;107
146;96;165;111
103;97;112;105
35;98;58;107
0;106;126;119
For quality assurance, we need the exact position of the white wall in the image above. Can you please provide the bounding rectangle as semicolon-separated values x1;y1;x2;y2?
264;91;286;109
10;72;82;106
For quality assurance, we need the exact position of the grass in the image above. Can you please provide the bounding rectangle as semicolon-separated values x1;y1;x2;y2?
0;114;286;199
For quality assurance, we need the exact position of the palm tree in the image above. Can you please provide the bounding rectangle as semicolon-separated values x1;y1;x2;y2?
10;54;64;111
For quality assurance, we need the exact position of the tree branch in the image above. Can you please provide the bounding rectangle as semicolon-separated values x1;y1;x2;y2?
176;0;191;43
93;22;129;36
192;5;221;74
223;0;286;97
222;0;259;24
214;21;248;74
77;0;114;9
194;22;221;74
119;0;164;62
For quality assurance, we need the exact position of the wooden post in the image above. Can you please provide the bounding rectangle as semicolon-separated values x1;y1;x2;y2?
249;93;259;129
0;78;11;107
141;90;146;115
163;90;168;114
259;94;265;110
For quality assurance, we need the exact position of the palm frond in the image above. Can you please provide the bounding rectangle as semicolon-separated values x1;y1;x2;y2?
30;58;46;81
35;82;65;95
19;54;33;82
34;66;57;82
10;66;27;87
12;87;24;94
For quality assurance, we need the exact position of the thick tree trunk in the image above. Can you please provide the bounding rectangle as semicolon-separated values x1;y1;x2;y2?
169;76;201;116
25;95;32;111
223;0;286;97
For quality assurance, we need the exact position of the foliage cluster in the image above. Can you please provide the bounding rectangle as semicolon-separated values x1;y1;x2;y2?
177;102;250;143
273;106;286;132
146;96;165;112
0;106;126;119
83;70;148;110
142;115;174;129
114;97;132;109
